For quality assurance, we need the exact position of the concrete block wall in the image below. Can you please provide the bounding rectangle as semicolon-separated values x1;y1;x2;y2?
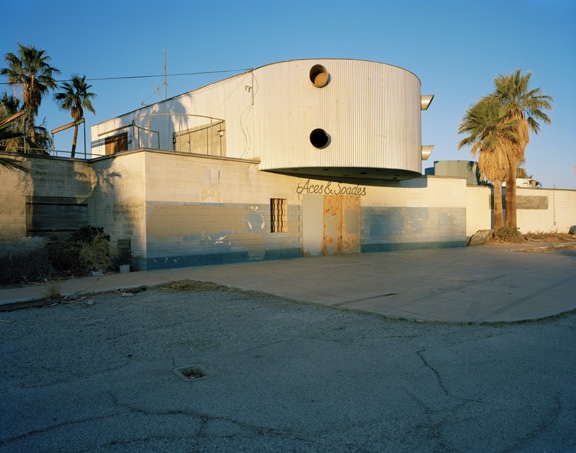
90;152;148;266
2;152;575;272
466;185;492;236
516;188;576;234
464;185;576;235
139;151;302;270
361;176;467;250
0;155;30;239
0;154;93;240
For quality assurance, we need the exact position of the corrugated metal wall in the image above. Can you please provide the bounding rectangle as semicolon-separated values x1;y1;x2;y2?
250;59;423;173
91;59;425;179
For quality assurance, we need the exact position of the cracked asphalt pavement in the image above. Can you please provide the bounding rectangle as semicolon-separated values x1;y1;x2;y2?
1;284;575;452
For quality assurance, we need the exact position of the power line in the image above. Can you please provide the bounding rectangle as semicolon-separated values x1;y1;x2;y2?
0;68;252;85
83;68;251;82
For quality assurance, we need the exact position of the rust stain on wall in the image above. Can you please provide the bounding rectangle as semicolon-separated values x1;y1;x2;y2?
322;195;341;255
342;195;361;254
321;195;360;256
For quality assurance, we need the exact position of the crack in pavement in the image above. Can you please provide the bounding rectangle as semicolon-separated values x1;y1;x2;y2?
417;349;450;397
0;412;123;447
503;393;563;453
106;391;317;449
416;349;483;406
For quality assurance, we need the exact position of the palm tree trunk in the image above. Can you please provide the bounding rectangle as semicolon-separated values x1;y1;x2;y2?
71;124;78;158
505;165;517;228
494;182;504;231
26;116;35;152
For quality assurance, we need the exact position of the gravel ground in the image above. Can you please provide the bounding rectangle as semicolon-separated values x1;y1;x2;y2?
1;282;575;452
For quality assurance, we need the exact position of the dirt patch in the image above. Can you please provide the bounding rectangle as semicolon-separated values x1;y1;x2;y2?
511;243;576;253
486;232;576;253
158;279;230;292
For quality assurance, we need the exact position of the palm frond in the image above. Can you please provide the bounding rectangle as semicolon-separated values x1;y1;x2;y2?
0;156;29;172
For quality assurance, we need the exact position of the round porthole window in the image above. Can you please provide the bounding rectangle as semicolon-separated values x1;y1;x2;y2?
309;64;329;88
310;128;331;149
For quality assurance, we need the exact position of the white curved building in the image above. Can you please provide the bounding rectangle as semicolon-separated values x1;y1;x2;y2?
85;58;467;271
92;59;433;184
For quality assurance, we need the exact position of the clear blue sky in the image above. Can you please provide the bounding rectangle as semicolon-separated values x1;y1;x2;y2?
2;0;575;189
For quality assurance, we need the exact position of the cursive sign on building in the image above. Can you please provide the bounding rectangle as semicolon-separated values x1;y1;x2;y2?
296;179;367;196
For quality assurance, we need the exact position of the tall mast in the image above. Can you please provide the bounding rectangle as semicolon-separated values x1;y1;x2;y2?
163;48;167;100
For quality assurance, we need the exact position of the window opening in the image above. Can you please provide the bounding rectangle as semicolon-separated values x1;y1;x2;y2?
310;64;329;88
310;128;330;149
270;198;288;233
105;132;128;155
173;121;225;156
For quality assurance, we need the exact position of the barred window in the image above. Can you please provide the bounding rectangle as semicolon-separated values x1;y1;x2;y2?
270;198;287;233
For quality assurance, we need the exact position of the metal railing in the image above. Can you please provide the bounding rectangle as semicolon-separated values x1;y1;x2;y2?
89;113;227;158
0;146;90;160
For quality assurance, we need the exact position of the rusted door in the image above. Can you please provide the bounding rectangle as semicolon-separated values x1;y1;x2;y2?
322;195;360;255
322;195;341;255
303;194;360;256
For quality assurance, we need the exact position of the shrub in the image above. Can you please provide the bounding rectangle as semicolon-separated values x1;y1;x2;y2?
495;226;524;243
0;226;113;285
43;280;62;300
46;226;112;275
78;230;112;272
0;248;54;285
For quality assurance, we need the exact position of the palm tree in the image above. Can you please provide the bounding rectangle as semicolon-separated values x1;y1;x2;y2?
53;74;96;158
1;43;60;149
458;96;519;231
0;93;22;152
0;113;28;172
493;70;553;228
0;93;51;155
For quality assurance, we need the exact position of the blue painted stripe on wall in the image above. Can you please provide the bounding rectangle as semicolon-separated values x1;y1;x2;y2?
362;241;465;253
264;248;302;260
144;251;249;271
137;247;303;271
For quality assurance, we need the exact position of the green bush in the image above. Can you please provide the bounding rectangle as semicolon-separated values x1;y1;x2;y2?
46;226;112;275
78;230;112;272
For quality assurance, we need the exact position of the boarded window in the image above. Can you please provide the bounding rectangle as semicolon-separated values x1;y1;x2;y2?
26;196;88;237
174;121;225;156
270;198;287;233
517;196;548;210
105;132;128;155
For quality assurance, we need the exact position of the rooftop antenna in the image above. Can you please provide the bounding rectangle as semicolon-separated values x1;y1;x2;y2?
140;49;169;105
163;48;168;100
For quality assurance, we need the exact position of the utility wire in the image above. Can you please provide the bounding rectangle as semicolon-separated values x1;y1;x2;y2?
0;68;251;85
83;68;251;82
